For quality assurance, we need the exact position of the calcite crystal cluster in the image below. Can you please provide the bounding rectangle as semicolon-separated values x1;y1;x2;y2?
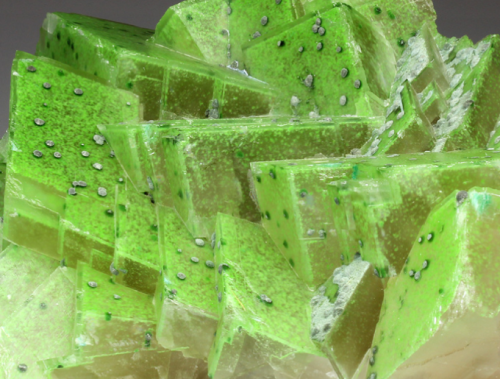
1;0;500;378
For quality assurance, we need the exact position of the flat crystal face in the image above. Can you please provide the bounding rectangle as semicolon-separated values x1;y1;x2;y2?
1;0;500;378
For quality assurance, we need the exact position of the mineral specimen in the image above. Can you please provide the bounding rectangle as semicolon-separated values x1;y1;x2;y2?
1;0;500;378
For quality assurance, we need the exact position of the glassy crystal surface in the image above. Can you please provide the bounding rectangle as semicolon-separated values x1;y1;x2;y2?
311;255;384;378
0;245;59;324
367;188;500;379
37;13;275;121
243;4;396;117
210;213;335;378
155;205;218;360
102;117;380;238
2;0;500;377
45;350;207;379
252;150;500;287
113;186;160;294
75;262;158;357
0;265;76;378
5;51;139;263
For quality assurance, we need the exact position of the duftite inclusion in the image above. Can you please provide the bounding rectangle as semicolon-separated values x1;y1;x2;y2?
1;0;500;378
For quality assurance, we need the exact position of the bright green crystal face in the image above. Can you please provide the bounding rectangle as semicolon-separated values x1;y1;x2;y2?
329;150;500;276
5;51;139;264
113;185;160;295
75;262;158;357
252;150;500;288
368;188;500;379
4;0;500;378
37;13;275;121
155;205;218;360
242;4;396;117
347;0;437;52
209;213;335;378
102;117;381;238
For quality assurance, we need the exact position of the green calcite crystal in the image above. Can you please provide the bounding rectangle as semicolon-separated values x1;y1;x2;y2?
154;0;303;66
155;205;218;360
37;13;275;121
361;27;500;155
368;188;500;379
3;0;500;377
311;256;384;378
210;213;335;378
75;262;158;356
102;117;380;238
5;51;138;263
113;186;160;294
346;0;437;52
98;122;173;203
0;262;76;378
242;4;396;116
0;245;59;325
252;150;500;287
329;151;500;276
251;158;360;287
45;350;207;379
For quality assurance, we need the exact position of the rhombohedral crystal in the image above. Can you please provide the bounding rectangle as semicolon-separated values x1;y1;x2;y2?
1;1;499;378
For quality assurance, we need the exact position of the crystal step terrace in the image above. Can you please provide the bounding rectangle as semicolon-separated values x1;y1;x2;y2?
251;150;500;287
100;116;382;238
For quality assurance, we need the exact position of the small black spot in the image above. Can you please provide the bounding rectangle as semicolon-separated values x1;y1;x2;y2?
177;189;183;199
265;211;271;220
57;32;61;41
283;210;289;219
283;240;288;248
256;176;261;183
289;258;294;267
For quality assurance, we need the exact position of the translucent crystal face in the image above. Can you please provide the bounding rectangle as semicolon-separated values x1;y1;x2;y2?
2;0;500;378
